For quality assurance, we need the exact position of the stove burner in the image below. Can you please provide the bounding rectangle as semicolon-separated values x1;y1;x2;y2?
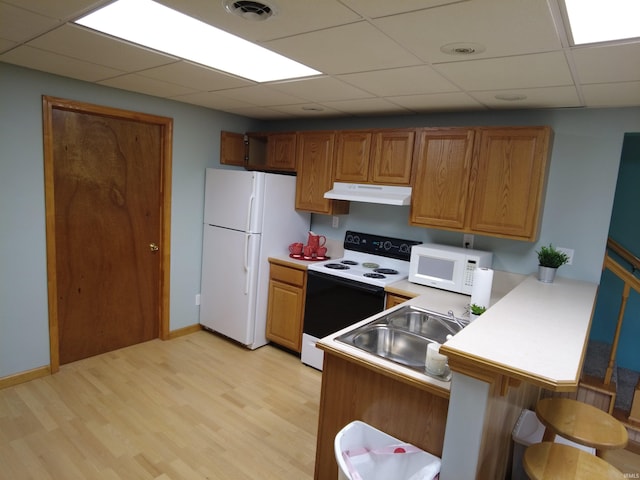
325;263;350;270
374;268;399;275
362;262;380;269
364;273;386;279
341;260;358;265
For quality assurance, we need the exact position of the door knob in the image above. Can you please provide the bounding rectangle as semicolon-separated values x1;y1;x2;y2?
149;243;159;252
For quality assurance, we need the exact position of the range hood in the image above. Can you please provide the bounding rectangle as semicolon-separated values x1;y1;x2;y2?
324;182;412;206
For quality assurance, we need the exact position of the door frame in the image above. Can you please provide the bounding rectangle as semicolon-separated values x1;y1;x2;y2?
42;95;173;373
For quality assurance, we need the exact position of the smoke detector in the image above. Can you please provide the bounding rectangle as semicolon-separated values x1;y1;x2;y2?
223;1;277;21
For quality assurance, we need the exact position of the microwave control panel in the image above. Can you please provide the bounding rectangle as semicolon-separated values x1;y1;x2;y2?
463;261;477;287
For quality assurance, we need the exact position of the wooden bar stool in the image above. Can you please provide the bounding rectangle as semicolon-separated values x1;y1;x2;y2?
524;442;624;479
535;397;628;457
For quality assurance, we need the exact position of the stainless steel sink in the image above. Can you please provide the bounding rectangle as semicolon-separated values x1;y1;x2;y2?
335;305;464;380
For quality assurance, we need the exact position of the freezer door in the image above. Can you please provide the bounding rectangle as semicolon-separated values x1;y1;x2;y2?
200;225;261;345
204;169;265;233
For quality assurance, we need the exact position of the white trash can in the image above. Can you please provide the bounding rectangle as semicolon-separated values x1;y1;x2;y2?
334;420;441;480
511;409;596;480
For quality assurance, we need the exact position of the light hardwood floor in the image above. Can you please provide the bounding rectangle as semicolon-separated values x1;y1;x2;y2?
0;331;321;480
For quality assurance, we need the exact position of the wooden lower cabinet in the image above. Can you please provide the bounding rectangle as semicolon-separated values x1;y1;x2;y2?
385;292;415;309
265;260;306;352
314;353;449;480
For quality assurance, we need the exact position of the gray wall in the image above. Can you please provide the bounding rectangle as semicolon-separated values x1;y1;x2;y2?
1;61;639;379
0;63;257;377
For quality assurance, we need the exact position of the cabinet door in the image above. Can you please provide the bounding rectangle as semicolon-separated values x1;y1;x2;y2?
220;131;245;166
296;131;348;214
267;132;297;171
410;128;475;229
266;279;304;352
468;127;551;241
371;129;415;185
334;131;372;182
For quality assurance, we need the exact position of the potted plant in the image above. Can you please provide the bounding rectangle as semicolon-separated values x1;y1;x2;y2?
536;244;569;283
469;303;487;321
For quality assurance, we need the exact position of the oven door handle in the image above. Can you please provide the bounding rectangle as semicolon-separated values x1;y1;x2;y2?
307;270;385;296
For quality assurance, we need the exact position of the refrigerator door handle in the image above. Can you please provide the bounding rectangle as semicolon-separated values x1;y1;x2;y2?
243;233;250;294
246;177;256;232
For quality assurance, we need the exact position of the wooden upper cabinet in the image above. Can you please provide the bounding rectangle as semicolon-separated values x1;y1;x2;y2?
246;132;296;172
410;128;475;229
371;129;415;184
411;126;552;241
220;131;246;166
334;129;415;185
467;127;552;241
267;132;297;171
295;131;349;215
334;131;372;182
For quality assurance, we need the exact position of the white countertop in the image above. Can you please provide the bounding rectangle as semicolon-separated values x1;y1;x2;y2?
318;271;598;393
439;275;598;390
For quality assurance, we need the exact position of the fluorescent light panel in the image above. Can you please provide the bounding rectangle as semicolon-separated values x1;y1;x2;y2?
564;0;640;45
75;0;321;82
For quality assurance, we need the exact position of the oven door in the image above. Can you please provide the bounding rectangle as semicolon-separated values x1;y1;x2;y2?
302;270;385;369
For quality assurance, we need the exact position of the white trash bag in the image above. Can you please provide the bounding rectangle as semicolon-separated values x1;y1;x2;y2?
335;421;441;480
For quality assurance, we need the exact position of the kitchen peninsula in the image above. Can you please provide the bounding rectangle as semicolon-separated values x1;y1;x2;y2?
315;273;598;480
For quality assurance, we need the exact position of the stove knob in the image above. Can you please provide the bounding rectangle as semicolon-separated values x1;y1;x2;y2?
383;241;392;250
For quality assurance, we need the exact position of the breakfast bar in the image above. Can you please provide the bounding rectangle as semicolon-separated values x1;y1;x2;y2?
315;273;598;480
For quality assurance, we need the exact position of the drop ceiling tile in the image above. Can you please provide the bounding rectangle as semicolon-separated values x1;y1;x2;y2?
170;91;255;110
210;85;306;107
138;61;253;92
337;65;459;96
435;52;573;91
2;0;107;20
224;106;294;120
572;43;640;84
27;24;177;72
581;82;640;107
340;0;466;18
374;0;561;63
269;103;346;117
0;2;60;42
386;92;486;112
264;22;422;75
0;37;18;52
0;45;124;81
159;0;362;43
99;73;197;98
268;76;373;102
321;97;414;115
470;86;582;109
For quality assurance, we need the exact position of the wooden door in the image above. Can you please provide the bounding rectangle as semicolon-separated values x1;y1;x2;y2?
42;96;172;369
410;128;475;229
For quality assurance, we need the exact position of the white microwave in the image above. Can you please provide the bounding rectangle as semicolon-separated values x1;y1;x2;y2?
408;244;493;295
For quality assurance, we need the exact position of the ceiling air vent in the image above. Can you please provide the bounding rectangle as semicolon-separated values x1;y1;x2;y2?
223;1;276;21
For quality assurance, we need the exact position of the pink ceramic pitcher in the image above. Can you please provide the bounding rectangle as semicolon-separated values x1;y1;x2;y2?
307;231;326;250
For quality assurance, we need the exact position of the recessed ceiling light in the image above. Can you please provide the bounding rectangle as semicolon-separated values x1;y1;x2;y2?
440;42;486;56
563;0;640;45
495;94;527;101
75;0;320;83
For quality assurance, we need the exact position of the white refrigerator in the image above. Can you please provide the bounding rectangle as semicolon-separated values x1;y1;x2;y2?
200;168;310;349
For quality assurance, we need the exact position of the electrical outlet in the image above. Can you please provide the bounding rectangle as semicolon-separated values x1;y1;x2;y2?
332;216;340;228
195;293;201;306
557;247;574;265
463;234;474;249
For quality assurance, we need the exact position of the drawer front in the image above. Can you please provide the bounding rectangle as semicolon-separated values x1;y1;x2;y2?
270;264;305;286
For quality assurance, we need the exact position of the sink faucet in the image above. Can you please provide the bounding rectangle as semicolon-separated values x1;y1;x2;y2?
447;310;467;329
